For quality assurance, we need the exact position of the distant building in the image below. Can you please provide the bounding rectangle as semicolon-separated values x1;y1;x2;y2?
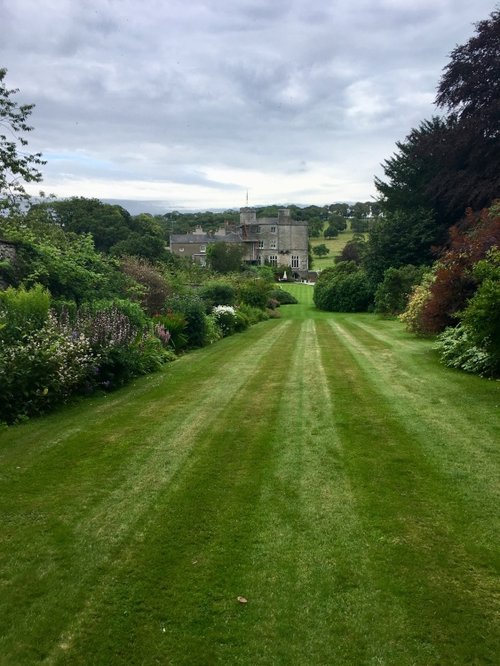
170;207;309;278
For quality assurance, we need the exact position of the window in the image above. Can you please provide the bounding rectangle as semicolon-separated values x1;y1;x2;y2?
200;245;206;253
291;255;300;268
268;255;278;266
258;240;264;249
270;240;277;250
270;226;277;233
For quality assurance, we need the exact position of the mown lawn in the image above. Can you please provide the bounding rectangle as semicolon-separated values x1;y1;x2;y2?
1;284;499;665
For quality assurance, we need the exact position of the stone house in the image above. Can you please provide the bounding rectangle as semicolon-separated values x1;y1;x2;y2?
170;207;309;278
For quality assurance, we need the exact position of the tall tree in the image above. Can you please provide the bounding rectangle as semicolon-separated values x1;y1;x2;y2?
0;68;45;207
436;9;500;137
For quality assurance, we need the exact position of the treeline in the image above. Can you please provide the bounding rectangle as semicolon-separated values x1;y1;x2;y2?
164;201;378;239
314;9;500;377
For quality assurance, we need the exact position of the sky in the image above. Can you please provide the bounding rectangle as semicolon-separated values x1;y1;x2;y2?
1;0;497;212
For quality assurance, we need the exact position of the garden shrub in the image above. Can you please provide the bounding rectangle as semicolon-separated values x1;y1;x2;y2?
238;279;271;309
418;205;500;333
399;272;435;334
461;248;500;365
199;281;236;311
121;256;171;315
234;309;250;332
0;315;96;423
238;303;269;324
212;305;238;337
153;312;188;350
374;265;426;315
204;314;224;344
165;293;207;348
313;262;373;312
93;337;172;389
435;324;496;377
268;289;298;305
0;284;50;342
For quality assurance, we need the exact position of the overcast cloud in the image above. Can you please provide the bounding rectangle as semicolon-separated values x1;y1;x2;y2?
1;0;496;211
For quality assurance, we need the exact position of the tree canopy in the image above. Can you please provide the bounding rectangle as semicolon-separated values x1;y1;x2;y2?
0;68;45;207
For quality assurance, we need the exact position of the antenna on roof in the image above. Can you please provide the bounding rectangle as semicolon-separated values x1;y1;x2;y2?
246;189;249;206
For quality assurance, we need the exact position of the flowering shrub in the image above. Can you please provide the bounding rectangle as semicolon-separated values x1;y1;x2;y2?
66;305;173;389
0;314;96;423
199;281;236;311
154;322;171;346
153;312;188;350
212;305;238;337
435;324;495;377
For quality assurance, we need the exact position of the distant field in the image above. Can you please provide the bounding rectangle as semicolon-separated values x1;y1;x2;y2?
310;230;363;270
1;287;499;665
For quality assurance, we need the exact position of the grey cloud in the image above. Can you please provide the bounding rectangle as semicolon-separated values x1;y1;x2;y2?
1;0;495;208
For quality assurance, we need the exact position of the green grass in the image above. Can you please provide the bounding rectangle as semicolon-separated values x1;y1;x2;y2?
310;231;360;270
1;290;499;665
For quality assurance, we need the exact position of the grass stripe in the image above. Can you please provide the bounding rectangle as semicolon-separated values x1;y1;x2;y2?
319;317;500;664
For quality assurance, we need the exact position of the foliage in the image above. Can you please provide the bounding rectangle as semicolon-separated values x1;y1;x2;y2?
0;314;95;423
324;225;338;238
206;241;245;273
0;284;50;342
0;210;126;302
399;272;435;334
153;312;188;350
418;204;500;333
374;265;426;316
120;256;171;315
204;313;224;344
351;218;369;233
362;208;437;286
199;280;236;311
459;247;500;370
436;9;500;140
165;293;207;348
0;68;45;208
212;305;238;337
237;303;269;324
268;289;298;305
238;278;272;309
336;236;366;265
435;324;496;377
312;243;330;257
376;11;500;232
313;262;373;312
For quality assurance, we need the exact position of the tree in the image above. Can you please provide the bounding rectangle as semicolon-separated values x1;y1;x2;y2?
362;208;437;286
324;225;339;238
39;197;136;253
0;68;45;207
436;9;500;138
376;10;500;230
374;265;426;315
206;241;245;273
313;262;373;312
336;236;366;265
312;243;330;257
